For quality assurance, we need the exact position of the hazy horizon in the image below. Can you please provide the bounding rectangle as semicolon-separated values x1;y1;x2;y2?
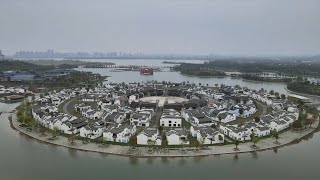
1;0;320;56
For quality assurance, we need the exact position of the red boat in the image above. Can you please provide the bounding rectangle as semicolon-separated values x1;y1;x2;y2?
140;68;154;75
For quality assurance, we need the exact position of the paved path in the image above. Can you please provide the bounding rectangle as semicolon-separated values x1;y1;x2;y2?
257;101;268;116
62;98;77;115
10;111;320;158
152;108;162;128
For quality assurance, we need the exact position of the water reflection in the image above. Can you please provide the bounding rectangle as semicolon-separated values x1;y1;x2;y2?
68;148;78;158
251;152;259;159
146;157;154;165
193;156;204;163
129;157;139;165
46;142;59;152
233;154;239;162
178;158;186;166
303;132;315;141
213;154;222;159
99;152;108;158
273;147;278;154
161;157;169;164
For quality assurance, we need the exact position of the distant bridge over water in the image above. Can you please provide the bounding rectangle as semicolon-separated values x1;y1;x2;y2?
80;65;175;69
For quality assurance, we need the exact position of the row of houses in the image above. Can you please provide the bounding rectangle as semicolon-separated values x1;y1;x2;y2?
0;69;73;82
220;110;299;141
0;85;26;95
30;83;301;147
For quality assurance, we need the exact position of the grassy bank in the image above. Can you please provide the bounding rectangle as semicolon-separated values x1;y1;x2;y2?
287;82;320;96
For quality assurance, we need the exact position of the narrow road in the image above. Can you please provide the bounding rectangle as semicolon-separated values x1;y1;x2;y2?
152;108;163;128
256;101;268;116
63;98;77;115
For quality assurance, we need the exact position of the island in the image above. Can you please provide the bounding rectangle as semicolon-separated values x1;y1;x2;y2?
173;63;227;77
8;81;320;157
172;59;320;82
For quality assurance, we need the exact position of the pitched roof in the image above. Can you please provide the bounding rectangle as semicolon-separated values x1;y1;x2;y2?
140;128;158;137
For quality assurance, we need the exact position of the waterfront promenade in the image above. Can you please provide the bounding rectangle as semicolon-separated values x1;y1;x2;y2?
9;112;319;158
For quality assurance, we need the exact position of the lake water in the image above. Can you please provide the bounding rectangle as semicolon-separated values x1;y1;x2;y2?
1;60;320;180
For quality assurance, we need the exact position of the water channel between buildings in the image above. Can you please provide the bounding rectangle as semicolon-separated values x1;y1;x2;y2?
1;60;320;180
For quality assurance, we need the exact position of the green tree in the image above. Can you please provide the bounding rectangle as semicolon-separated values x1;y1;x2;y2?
234;140;240;150
271;130;279;143
297;76;304;82
129;135;137;146
312;113;318;121
161;135;168;148
251;134;260;147
126;113;131;120
40;126;46;136
69;132;76;144
292;120;303;129
269;90;275;95
52;127;60;138
158;126;163;134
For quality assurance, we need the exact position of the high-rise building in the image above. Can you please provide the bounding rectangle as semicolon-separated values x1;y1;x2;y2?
0;50;4;60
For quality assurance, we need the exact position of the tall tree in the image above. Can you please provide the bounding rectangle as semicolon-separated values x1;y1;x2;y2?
251;134;260;147
234;140;240;150
271;130;279;143
269;90;275;95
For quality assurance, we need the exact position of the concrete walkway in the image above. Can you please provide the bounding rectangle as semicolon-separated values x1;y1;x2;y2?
10;112;319;158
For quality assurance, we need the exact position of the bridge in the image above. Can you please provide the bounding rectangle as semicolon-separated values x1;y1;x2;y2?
80;65;175;69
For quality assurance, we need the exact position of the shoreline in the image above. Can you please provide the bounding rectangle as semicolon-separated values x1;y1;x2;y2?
285;87;320;98
241;78;288;83
9;112;320;158
178;73;227;78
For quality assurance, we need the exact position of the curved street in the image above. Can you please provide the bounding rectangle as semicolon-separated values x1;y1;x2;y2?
62;98;77;116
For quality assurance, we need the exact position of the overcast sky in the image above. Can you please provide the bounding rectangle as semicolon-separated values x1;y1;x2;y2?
0;0;319;56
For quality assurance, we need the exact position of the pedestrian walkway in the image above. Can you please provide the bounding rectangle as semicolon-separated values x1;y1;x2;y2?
10;111;319;157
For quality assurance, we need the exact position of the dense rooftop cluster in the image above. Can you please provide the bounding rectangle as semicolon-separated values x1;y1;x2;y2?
31;82;300;146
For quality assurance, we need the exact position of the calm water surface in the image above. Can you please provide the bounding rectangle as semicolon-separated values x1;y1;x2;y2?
1;60;320;180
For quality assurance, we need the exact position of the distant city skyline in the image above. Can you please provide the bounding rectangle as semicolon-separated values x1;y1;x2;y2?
8;49;320;59
1;0;320;56
11;49;220;59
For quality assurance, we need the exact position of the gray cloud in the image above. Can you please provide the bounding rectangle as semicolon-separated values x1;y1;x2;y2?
0;0;319;56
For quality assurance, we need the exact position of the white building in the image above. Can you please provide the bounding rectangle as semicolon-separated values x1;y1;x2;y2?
137;128;162;145
105;112;126;124
220;125;251;141
217;111;237;123
130;111;152;127
197;127;224;144
160;109;182;127
166;128;190;145
80;124;103;139
103;124;136;143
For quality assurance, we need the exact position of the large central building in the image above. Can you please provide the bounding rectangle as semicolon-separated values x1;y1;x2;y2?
140;67;154;75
